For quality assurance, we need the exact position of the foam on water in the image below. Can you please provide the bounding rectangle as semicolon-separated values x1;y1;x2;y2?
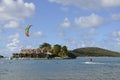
84;61;105;64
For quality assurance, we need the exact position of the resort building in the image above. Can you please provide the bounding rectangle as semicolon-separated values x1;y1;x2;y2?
19;48;51;54
12;48;52;58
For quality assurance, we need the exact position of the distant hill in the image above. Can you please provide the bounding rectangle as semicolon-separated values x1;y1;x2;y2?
0;55;4;58
71;47;120;57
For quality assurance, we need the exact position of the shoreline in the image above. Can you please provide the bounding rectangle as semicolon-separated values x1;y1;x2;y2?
10;56;120;60
10;57;75;60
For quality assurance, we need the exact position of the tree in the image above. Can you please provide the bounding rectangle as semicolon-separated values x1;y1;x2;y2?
39;43;51;52
58;51;63;57
12;53;19;58
39;43;51;49
59;46;68;57
67;51;77;59
52;44;61;55
62;46;67;54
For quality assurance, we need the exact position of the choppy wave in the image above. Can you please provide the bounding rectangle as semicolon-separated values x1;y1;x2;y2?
0;61;4;64
0;57;120;80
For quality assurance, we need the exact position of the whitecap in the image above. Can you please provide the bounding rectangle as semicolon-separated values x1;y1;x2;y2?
84;61;105;64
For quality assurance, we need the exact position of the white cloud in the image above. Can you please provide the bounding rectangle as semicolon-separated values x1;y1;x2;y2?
112;13;120;20
0;28;1;32
4;21;19;28
61;17;71;28
7;38;19;51
8;33;19;39
75;13;105;28
69;39;77;45
49;0;100;10
76;41;94;48
57;17;71;37
33;31;43;37
49;0;120;10
88;28;96;35
0;37;2;41
112;30;120;38
61;7;69;12
65;38;96;49
80;29;97;39
0;29;3;33
101;0;120;7
58;30;65;37
112;30;120;45
65;38;78;46
0;0;35;21
7;33;20;51
25;45;33;49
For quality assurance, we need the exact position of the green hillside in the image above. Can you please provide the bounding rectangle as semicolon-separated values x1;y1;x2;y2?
72;47;120;57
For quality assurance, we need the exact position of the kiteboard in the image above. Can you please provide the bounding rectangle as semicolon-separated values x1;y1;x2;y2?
84;61;105;64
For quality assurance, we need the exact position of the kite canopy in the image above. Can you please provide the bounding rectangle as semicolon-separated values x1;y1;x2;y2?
25;25;32;37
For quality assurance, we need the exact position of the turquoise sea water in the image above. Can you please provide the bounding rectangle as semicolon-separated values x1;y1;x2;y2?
0;57;120;80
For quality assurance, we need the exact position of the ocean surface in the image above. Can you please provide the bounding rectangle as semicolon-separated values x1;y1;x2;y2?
0;57;120;80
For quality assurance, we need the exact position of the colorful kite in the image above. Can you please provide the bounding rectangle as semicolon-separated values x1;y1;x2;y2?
25;25;32;37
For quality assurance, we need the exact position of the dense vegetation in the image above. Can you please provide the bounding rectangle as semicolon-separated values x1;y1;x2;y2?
72;47;120;57
40;43;76;58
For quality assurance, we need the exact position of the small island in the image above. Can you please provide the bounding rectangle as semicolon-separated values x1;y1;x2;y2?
11;43;76;60
11;43;120;60
0;55;4;58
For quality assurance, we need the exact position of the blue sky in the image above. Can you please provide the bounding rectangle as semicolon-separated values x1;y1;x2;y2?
0;0;120;57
